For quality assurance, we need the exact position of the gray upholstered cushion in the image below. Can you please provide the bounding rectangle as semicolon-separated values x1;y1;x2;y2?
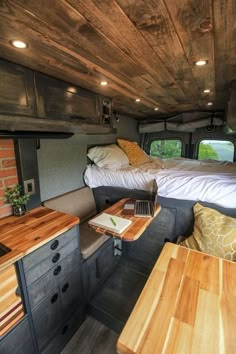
44;187;110;259
80;222;110;259
43;187;97;222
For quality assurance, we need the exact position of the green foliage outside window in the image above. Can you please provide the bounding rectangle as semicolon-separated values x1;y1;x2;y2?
150;140;182;158
198;140;234;161
198;144;219;160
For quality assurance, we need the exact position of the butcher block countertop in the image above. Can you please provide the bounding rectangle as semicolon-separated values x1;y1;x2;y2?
117;242;236;354
0;207;80;271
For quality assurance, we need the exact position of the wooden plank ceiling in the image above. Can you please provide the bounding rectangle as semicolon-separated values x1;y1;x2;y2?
0;0;235;119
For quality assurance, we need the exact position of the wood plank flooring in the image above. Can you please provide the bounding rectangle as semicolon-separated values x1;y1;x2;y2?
61;316;118;354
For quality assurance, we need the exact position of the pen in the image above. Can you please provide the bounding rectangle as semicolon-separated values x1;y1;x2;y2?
110;217;116;226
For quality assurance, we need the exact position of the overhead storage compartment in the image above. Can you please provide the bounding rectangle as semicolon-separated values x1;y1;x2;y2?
0;59;115;135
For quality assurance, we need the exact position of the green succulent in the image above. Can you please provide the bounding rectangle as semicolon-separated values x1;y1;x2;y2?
4;184;30;207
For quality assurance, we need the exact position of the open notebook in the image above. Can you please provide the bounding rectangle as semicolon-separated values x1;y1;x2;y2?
88;213;132;234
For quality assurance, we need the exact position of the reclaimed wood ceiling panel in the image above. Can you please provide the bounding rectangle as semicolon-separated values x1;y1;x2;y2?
0;0;235;119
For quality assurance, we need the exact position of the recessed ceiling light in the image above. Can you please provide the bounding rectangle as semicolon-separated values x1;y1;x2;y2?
154;107;159;111
100;81;108;86
135;98;140;102
207;102;213;106
203;89;211;93
195;60;208;66
68;87;77;93
10;40;28;49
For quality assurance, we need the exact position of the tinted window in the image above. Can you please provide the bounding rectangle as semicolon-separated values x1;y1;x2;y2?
198;140;234;161
150;139;182;158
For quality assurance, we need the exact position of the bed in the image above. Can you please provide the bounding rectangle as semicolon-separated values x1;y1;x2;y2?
85;141;236;269
84;156;236;209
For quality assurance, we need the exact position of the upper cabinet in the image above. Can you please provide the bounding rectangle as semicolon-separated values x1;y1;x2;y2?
36;74;101;125
0;59;37;117
0;59;114;133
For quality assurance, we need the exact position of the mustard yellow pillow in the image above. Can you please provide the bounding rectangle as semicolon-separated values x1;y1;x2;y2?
180;203;236;261
117;139;150;167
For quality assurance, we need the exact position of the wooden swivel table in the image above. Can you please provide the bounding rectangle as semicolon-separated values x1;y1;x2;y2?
88;198;161;241
117;242;236;354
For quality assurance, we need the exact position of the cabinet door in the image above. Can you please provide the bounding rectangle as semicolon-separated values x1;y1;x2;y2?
32;289;61;351
0;317;35;354
60;266;83;321
28;249;80;309
42;307;85;354
0;59;37;116
37;74;100;124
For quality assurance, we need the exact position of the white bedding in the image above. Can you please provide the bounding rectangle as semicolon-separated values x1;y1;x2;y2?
84;158;236;208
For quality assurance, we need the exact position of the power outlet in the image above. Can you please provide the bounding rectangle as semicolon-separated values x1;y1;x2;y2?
24;179;35;196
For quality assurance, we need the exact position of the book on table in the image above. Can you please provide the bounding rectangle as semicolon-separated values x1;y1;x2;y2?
88;213;132;234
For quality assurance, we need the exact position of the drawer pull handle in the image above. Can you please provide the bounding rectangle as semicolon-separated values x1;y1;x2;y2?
53;265;61;276
52;253;60;263
62;283;69;293
50;240;59;250
51;293;58;304
62;324;69;335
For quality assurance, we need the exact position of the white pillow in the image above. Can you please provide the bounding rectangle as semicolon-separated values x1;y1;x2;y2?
87;144;129;169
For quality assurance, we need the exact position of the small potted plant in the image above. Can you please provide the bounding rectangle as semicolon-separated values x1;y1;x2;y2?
4;184;30;216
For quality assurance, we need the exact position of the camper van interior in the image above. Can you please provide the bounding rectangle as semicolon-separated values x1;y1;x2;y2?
0;1;236;353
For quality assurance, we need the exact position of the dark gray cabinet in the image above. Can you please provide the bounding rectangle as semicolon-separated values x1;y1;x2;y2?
36;74;101;124
0;59;37;117
0;59;113;132
0;316;35;354
22;225;85;354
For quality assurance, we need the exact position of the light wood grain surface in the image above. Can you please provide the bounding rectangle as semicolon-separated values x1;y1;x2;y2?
0;207;80;271
117;243;236;354
88;198;161;241
0;264;24;336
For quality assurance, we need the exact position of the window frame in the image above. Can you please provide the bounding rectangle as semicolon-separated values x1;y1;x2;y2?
147;138;183;159
196;138;235;162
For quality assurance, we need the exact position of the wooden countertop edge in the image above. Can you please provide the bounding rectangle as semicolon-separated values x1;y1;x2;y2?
0;207;80;271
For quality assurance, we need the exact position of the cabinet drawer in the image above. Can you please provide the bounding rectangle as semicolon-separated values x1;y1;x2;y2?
0;316;35;354
60;266;83;320
28;249;80;308
25;238;79;286
42;307;85;354
23;226;78;271
32;289;61;351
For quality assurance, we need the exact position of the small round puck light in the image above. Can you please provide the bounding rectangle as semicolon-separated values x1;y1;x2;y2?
154;107;159;111
10;40;28;49
195;60;208;66
207;102;213;106
203;89;211;93
100;81;108;86
135;98;140;102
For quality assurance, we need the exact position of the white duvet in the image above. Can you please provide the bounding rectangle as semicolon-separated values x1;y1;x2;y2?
84;158;236;208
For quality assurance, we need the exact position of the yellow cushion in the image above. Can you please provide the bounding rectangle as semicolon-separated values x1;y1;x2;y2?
117;139;150;167
180;203;236;261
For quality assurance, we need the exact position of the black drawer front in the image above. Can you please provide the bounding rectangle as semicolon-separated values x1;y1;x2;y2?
0;317;35;354
32;289;61;351
60;266;83;320
25;238;79;286
28;249;80;309
42;307;85;354
23;226;78;271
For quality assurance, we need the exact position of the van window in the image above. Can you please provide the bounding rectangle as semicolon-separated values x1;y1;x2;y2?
150;139;182;158
198;140;234;161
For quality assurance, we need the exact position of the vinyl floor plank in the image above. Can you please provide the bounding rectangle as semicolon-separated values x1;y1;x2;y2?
60;316;118;354
90;261;147;324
